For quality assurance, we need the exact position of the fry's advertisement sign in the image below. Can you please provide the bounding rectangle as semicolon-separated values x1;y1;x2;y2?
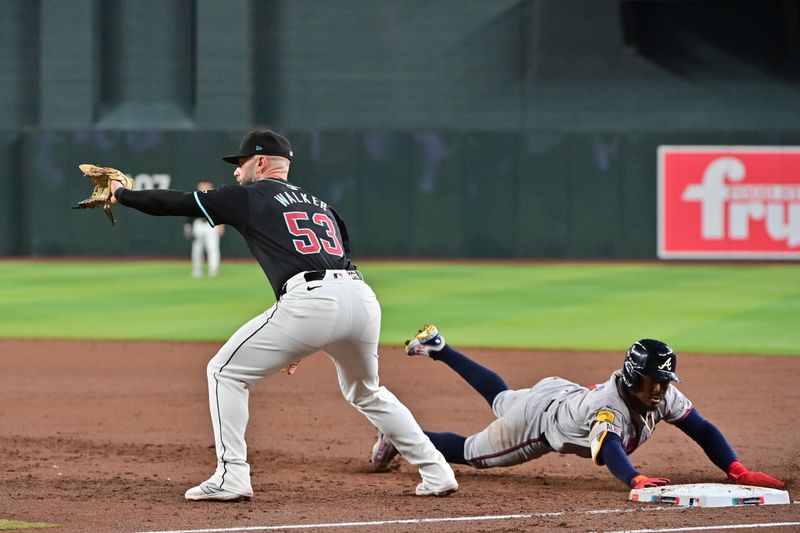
658;146;800;259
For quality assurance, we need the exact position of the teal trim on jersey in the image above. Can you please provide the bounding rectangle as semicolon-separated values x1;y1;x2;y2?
193;191;215;227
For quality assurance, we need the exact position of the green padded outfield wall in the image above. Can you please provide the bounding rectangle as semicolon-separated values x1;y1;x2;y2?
2;0;800;257
17;129;799;259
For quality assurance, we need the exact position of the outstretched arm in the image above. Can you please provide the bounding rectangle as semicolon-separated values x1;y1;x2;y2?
597;433;669;489
674;408;736;470
111;181;203;218
675;408;784;489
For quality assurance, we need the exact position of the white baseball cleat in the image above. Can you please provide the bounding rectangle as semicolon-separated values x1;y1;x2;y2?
415;480;459;497
184;481;252;502
404;324;446;357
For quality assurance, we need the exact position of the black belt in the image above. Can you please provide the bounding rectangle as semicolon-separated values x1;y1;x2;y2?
280;270;363;296
302;270;326;283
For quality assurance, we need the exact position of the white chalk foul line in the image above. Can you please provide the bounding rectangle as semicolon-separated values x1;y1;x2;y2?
131;513;537;533
132;503;799;533
131;507;683;533
603;522;800;533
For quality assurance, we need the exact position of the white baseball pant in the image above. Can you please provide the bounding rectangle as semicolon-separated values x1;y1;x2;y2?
202;270;456;496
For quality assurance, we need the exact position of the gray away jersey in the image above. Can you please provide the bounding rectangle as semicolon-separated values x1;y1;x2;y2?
534;371;692;461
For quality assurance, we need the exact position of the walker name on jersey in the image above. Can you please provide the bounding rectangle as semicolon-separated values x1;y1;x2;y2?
274;190;328;211
658;146;800;259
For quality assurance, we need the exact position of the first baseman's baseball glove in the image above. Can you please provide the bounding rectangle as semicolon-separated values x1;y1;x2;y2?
73;164;134;226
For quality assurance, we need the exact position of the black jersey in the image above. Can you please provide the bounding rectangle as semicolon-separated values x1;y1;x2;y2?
195;178;353;295
116;178;354;297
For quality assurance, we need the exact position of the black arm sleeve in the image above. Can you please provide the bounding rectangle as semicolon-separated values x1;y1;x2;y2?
598;433;639;486
116;188;204;218
675;408;737;471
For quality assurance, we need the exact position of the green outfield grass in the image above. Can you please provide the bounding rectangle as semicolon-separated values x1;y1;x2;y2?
1;260;798;355
0;520;55;530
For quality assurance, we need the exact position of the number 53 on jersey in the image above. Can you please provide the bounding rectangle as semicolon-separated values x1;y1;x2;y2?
284;211;344;256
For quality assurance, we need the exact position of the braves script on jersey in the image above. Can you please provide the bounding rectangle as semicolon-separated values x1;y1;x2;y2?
193;178;352;296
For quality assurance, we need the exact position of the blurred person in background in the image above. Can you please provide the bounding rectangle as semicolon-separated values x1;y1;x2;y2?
184;181;225;277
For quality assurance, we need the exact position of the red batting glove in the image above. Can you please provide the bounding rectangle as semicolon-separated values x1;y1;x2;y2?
630;474;671;489
726;461;785;489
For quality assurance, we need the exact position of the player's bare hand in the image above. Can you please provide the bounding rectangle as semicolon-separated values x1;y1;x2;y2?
109;180;123;204
727;461;785;489
630;474;670;489
281;362;300;376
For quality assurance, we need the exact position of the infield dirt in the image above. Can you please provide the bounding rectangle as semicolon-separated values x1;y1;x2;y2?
1;339;797;532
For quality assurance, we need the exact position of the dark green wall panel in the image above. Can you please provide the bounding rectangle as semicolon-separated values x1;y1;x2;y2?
460;133;520;257
8;129;800;258
0;133;23;254
4;0;800;132
354;133;416;257
21;131;241;256
517;132;573;256
408;133;466;256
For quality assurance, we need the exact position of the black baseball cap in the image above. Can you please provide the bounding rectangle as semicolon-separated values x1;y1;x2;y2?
222;129;293;164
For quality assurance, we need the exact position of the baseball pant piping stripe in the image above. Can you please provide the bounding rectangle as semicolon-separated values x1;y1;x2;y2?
467;435;546;464
211;377;229;487
212;303;280;489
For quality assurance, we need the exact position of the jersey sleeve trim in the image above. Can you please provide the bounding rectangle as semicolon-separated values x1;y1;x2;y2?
193;191;216;227
663;386;693;423
674;406;694;424
590;420;621;465
591;427;610;465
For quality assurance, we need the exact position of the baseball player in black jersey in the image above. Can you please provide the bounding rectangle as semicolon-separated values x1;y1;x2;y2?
110;130;457;501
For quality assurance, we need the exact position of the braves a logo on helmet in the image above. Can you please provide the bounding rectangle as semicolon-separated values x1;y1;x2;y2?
657;358;673;371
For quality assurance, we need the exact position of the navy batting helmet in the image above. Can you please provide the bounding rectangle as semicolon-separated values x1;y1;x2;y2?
621;339;681;390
